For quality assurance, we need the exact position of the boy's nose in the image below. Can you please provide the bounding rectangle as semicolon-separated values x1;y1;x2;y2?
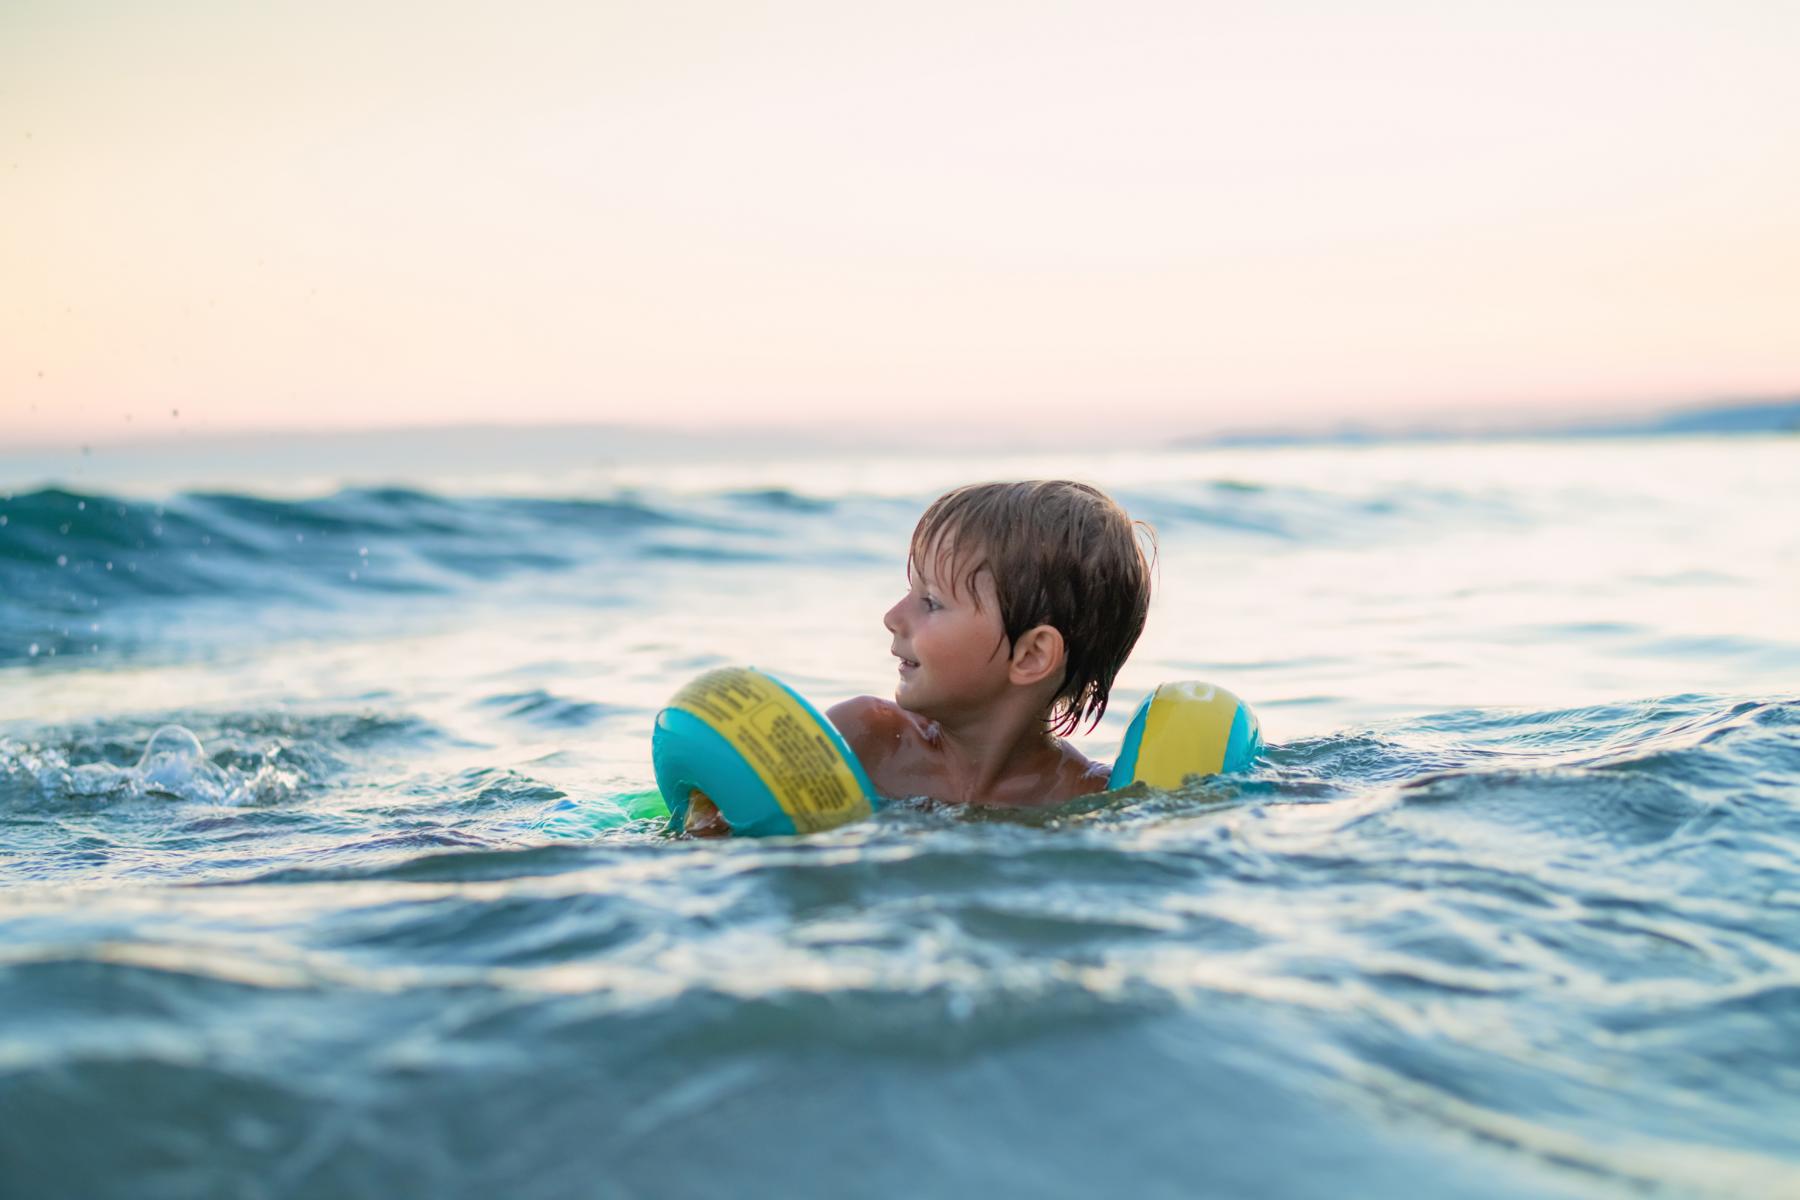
883;597;904;635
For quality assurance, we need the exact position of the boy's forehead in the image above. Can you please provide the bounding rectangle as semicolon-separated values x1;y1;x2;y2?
910;532;992;596
911;531;967;574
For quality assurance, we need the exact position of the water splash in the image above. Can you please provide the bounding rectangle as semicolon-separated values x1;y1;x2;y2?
135;725;210;797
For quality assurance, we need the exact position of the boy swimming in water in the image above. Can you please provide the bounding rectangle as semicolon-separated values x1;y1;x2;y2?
685;480;1152;834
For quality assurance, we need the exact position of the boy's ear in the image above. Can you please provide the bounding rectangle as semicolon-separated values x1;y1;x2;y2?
1008;624;1065;687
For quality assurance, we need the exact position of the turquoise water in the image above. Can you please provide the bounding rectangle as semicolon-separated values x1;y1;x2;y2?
2;434;1797;1197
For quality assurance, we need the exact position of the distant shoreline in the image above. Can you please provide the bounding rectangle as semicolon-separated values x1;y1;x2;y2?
1177;396;1800;449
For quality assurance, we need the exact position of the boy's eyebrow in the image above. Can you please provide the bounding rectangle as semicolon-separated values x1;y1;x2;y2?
909;546;940;589
911;534;984;602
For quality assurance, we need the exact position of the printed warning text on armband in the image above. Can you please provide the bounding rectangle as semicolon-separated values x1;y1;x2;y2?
675;670;766;726
755;711;864;831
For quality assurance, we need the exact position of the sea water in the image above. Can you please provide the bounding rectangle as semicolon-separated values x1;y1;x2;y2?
1;433;1796;1198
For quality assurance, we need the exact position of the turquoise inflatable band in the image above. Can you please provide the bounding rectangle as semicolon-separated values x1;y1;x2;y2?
1223;705;1262;774
1107;695;1152;788
654;707;791;837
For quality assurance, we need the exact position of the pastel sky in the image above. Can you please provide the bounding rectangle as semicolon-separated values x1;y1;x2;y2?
4;0;1798;446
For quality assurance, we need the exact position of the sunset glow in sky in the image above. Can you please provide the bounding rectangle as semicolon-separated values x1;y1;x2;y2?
5;1;1798;446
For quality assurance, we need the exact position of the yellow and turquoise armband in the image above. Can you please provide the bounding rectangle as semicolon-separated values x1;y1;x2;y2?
1106;681;1263;789
652;667;878;838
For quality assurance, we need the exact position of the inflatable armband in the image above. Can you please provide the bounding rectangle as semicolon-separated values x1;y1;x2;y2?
652;667;878;837
1107;681;1262;790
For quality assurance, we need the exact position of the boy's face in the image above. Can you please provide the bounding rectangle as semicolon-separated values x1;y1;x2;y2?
883;535;1011;719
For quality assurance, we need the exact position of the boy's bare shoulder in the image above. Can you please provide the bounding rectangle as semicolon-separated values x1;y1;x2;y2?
1059;740;1114;796
828;697;945;794
826;695;925;758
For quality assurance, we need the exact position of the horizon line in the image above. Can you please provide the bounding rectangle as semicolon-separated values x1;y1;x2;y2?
7;388;1798;455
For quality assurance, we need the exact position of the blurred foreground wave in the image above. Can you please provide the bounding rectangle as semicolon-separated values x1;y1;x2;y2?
3;695;1796;1198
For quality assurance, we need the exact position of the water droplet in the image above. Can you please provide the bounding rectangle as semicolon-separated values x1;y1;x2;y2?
358;546;368;557
27;643;39;657
295;532;305;543
55;554;67;567
348;569;358;581
105;561;113;571
58;522;69;534
77;500;85;510
0;515;7;526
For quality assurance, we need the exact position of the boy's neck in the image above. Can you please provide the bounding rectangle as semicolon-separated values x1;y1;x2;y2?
919;696;1064;803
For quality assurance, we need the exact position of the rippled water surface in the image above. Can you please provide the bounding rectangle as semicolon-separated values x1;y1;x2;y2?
2;434;1797;1198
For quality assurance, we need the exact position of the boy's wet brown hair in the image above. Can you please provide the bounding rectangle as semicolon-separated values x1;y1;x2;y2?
910;480;1155;736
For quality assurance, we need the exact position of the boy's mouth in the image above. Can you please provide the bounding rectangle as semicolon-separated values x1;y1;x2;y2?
893;651;919;674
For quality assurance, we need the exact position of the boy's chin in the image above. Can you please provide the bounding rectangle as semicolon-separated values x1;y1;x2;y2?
892;683;930;716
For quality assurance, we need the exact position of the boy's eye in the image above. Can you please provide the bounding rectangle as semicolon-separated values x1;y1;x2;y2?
922;595;941;612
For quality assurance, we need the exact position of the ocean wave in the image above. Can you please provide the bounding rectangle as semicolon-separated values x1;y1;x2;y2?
0;486;682;595
1114;478;1528;543
475;690;634;729
0;471;1575;665
0;485;744;662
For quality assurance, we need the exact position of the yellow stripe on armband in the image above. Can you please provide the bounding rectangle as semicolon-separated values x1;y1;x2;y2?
1132;681;1241;789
